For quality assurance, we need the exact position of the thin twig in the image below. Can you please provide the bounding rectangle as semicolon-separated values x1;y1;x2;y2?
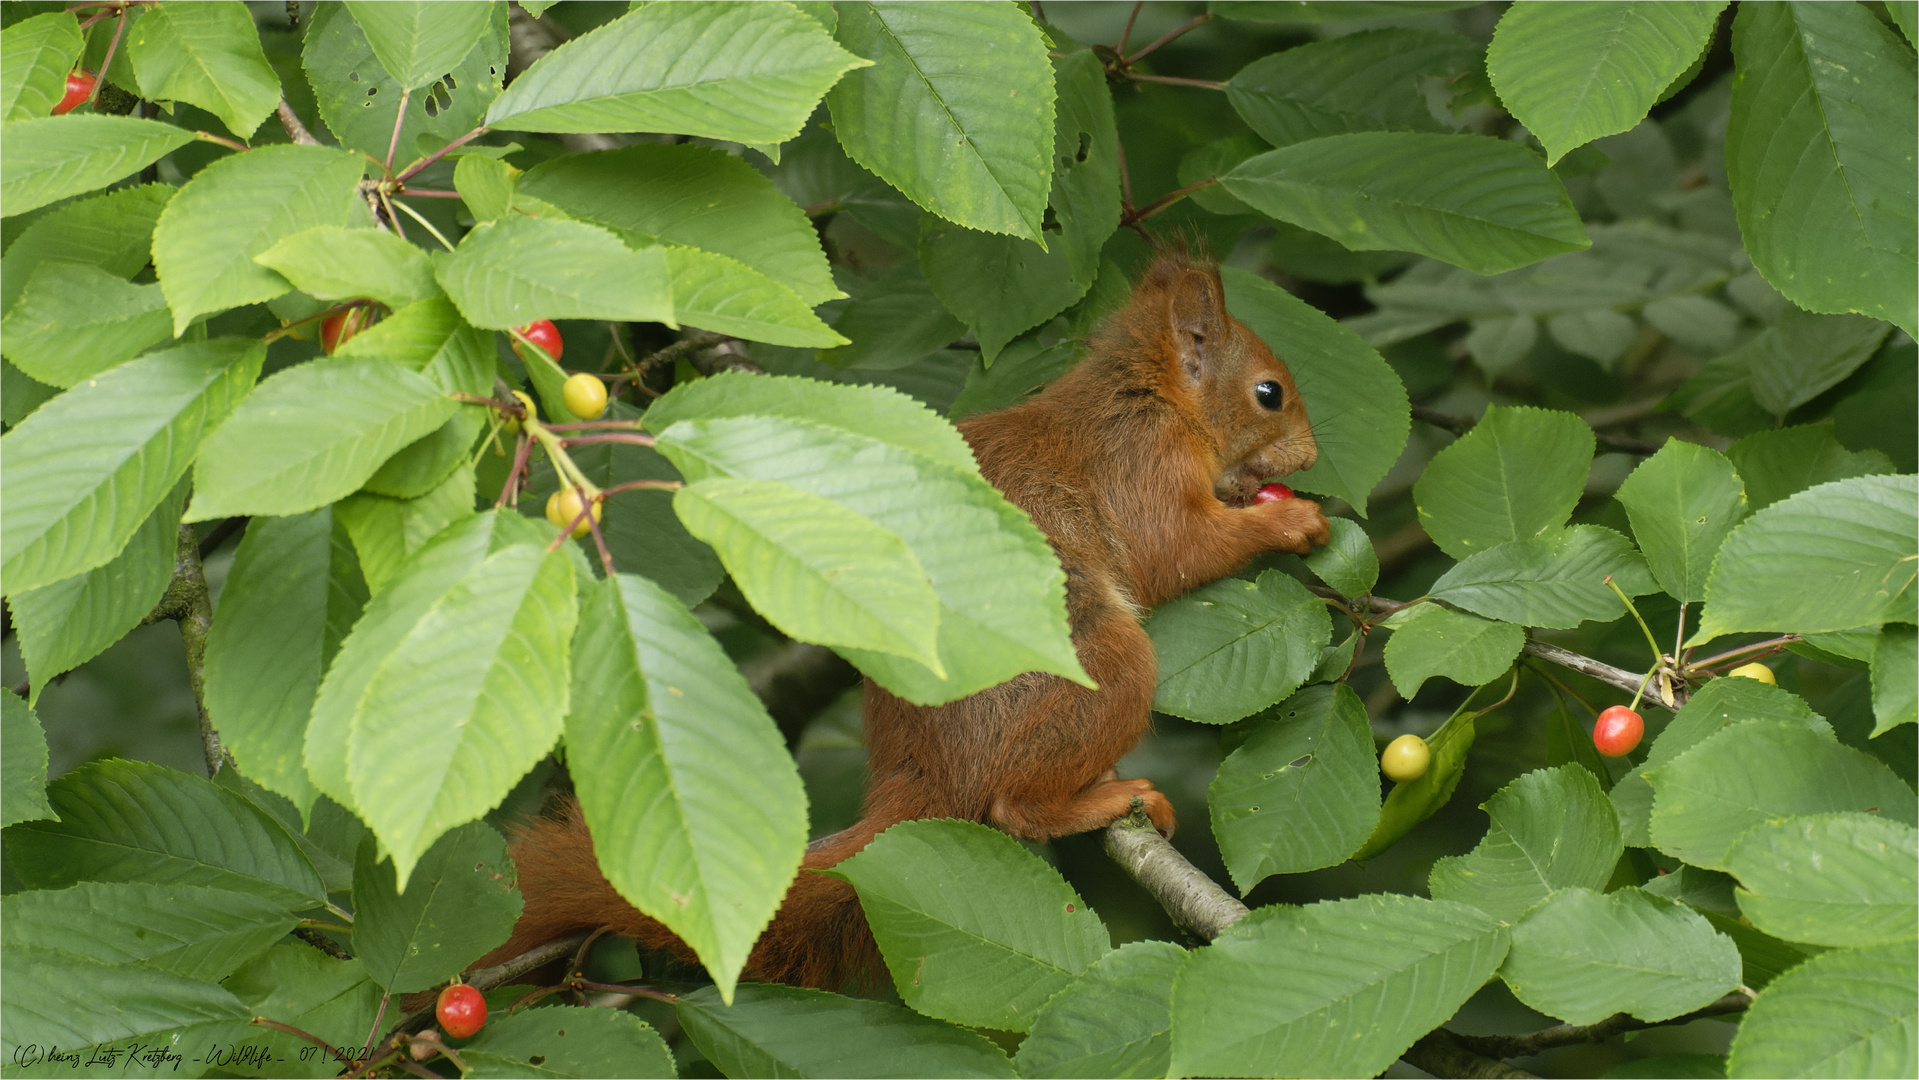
1124;72;1226;90
1523;640;1653;701
1687;635;1800;672
1123;177;1219;226
600;479;682;497
395;124;490;184
1116;0;1143;56
396;187;461;198
384;88;410;172
140;524;224;775
1124;12;1213;63
1401;1030;1540;1079
87;6;127;109
559;433;657;449
251;1019;356;1065
195;131;250;153
293;928;352;960
390;196;455;251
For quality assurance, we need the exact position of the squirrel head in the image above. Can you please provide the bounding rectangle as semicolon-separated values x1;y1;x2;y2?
1138;255;1318;504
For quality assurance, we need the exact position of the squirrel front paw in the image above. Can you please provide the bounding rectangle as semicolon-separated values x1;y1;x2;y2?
1258;497;1331;554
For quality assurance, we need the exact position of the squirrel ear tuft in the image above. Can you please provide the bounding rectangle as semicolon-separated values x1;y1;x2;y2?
1168;267;1226;384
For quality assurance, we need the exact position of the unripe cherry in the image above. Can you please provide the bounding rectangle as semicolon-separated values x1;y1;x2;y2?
1380;734;1430;782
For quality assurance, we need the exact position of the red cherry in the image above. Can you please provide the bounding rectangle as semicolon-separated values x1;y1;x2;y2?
52;70;96;115
320;307;370;354
1593;705;1644;758
512;319;563;362
1254;482;1295;503
435;983;487;1039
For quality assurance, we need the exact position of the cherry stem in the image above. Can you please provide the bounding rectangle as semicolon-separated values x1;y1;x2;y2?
389;195;454;251
1124;71;1226;90
600;479;682;497
1469;668;1523;720
542;418;647;432
398;187;461;198
561;433;657;449
195;131;250;153
1603;575;1665;665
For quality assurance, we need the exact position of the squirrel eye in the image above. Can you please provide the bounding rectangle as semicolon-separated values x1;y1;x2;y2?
1254;380;1284;411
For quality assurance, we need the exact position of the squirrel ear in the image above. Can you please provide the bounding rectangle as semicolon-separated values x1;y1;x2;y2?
1168;267;1227;384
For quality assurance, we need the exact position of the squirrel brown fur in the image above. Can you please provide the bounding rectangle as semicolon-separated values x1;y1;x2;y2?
482;251;1332;990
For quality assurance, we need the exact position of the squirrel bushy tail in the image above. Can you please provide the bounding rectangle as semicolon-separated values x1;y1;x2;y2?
479;799;887;989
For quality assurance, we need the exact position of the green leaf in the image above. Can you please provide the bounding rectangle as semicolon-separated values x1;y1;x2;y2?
332;462;477;595
1148;570;1332;726
0;115;194;218
1488;2;1723;165
10;480;185;704
343;0;494;91
302;0;505;162
1227;28;1481;147
675;983;1015;1079
185;357;459;521
0;182;173;312
1873;625;1918;736
1501;886;1742;1024
828;0;1055;243
1728;2;1918;335
1646;719;1918;871
1616;439;1750;603
151;144;369;335
1220;133;1590;276
1302;517;1379;598
1170;894;1509;1079
0;881;296;982
305;509;515;813
1430;765;1623;924
1726;423;1895;512
1212;1;1483;22
1414;404;1594;559
5;759;325;907
359;307;495;500
1353;707;1477;862
0;262;174;388
125;0;281;138
820;262;966;372
1725;813;1918;948
665;245;846;348
1430;525;1658;629
434;215;674;329
0;694;56;829
1694;476;1918;645
487;2;866;143
1741;308;1893;416
453;153;515;222
648;375;1085;705
1727;942;1917;1079
345;532;577;887
826;819;1110;1032
217;944;384;1080
917;50;1119;360
204;510;365;817
1;12;83;122
460;1006;676;1079
1611;675;1833;846
674;477;942;669
351;822;521;992
1382;602;1526;699
1209;685;1382;889
0;337;262;594
253;226;441;310
518;143;839;307
0;947;249;1061
1013;940;1184;1080
1219;268;1411;510
566;573;809;1002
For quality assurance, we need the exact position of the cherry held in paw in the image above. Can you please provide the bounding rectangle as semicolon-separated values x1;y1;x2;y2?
1592;705;1644;758
1254;482;1294;503
436;983;486;1038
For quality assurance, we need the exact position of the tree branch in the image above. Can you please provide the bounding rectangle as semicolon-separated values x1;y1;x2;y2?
1402;1030;1541;1079
144;523;223;776
1522;640;1656;702
1103;803;1247;941
277;100;319;146
1450;993;1751;1058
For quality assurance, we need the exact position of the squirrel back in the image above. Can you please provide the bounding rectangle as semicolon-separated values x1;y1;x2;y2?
486;251;1330;989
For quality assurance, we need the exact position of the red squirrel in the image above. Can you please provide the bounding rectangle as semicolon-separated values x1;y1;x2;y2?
489;251;1332;989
